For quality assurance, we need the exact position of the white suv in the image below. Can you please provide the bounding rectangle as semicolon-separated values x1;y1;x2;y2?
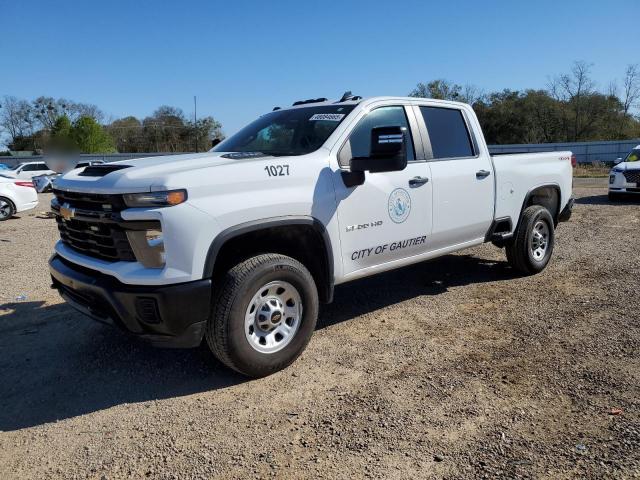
609;146;640;200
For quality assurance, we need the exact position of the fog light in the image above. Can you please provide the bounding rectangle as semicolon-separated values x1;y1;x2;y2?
126;229;166;268
136;297;161;324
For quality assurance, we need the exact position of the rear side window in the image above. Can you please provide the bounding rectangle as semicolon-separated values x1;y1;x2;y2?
419;107;474;159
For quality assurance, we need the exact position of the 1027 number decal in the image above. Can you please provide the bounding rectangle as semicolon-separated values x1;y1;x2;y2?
264;165;289;177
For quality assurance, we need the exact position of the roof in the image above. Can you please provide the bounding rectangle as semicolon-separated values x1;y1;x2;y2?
277;96;471;112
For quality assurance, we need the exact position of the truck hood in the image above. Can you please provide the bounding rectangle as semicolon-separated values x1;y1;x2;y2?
53;152;278;193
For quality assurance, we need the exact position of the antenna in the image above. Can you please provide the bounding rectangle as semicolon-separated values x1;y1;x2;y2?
194;95;198;153
338;91;362;102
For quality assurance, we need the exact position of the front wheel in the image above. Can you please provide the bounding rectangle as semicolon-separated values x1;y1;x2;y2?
206;254;319;377
505;205;555;275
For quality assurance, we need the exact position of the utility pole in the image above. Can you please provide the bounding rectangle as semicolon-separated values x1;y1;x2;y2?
194;96;198;153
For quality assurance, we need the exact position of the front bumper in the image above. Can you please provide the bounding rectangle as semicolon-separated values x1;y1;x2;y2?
609;187;640;194
49;254;211;348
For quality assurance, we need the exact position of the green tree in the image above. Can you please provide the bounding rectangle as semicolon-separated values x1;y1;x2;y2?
72;116;116;153
106;116;144;152
48;115;77;152
409;80;462;101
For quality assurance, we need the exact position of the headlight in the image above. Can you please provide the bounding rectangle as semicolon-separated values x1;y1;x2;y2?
612;167;624;173
126;228;166;268
123;189;187;208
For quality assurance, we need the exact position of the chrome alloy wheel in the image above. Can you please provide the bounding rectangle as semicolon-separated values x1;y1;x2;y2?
244;281;302;354
0;199;12;220
530;220;550;261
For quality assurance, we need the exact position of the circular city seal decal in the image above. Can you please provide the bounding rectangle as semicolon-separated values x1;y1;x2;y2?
388;188;411;223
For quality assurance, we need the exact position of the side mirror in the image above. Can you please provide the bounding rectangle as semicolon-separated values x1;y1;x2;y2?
614;157;623;165
350;126;408;173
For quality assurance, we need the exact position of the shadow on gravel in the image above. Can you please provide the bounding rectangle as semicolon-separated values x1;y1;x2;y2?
0;301;244;431
575;194;640;205
319;254;518;329
0;254;513;431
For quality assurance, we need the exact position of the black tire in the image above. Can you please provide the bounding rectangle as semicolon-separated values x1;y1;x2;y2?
505;205;555;275
0;197;16;221
206;253;319;377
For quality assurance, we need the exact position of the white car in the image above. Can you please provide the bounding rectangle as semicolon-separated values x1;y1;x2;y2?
0;177;38;221
32;160;105;193
49;94;573;377
609;145;640;200
3;161;56;180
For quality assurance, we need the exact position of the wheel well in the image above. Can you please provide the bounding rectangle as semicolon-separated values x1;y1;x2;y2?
207;223;333;303
522;185;560;225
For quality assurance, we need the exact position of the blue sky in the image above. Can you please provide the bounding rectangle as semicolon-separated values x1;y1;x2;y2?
1;0;639;138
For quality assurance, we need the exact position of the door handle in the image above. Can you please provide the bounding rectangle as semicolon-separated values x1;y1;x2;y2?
476;169;491;179
408;176;429;187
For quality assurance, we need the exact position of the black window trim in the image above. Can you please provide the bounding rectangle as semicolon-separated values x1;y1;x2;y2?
337;104;424;169
413;104;480;162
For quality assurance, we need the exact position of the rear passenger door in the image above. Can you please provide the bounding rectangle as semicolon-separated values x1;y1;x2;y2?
414;105;494;250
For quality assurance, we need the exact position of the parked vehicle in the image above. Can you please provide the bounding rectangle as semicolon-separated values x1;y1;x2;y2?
3;161;56;180
49;95;574;377
33;160;105;193
0;163;10;170
0;177;38;221
609;145;640;200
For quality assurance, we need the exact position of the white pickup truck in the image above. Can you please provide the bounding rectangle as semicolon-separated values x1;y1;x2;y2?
49;94;574;377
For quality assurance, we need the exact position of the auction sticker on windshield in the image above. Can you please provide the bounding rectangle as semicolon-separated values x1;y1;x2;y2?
309;113;345;121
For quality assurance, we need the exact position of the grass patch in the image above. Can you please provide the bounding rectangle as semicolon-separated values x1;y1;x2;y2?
573;162;610;178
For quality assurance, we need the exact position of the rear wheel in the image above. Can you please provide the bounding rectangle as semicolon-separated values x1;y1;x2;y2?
505;205;555;275
0;197;15;221
206;253;318;377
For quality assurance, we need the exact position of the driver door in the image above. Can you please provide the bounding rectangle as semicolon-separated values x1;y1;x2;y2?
333;105;433;277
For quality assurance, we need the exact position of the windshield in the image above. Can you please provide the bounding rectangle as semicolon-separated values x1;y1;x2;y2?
625;149;640;162
213;105;356;156
8;163;23;170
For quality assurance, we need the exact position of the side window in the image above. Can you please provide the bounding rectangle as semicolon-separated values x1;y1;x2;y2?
339;106;415;167
37;163;48;170
22;164;38;171
419;106;474;159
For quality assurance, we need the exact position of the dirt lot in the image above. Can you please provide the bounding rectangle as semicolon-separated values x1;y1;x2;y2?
0;181;638;479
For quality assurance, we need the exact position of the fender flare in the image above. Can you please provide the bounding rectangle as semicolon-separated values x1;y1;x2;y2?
202;216;335;302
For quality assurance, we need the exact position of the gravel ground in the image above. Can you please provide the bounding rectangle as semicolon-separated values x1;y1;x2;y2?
0;182;639;479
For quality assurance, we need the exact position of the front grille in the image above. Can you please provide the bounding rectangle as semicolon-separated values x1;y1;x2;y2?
623;170;640;184
53;189;126;212
56;216;136;261
53;189;137;262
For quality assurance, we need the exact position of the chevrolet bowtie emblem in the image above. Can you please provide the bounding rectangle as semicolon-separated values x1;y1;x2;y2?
60;203;75;221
